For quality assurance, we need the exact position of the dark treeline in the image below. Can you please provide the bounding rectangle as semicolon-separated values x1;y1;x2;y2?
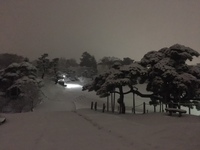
0;51;134;113
0;44;200;113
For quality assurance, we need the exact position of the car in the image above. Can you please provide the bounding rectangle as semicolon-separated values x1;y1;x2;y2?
57;79;67;87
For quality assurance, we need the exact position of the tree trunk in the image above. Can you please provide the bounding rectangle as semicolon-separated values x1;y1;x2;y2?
114;91;115;112
117;86;125;114
41;73;45;79
111;93;114;113
159;100;161;112
107;96;109;112
132;93;135;114
55;75;58;84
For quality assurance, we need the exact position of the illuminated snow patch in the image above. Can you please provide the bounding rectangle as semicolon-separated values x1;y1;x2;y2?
65;83;82;89
58;79;64;82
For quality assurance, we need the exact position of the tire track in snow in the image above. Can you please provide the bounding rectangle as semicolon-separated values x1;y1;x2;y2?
73;110;139;148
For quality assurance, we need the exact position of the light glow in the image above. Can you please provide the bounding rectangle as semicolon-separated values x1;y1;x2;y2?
65;83;82;89
58;79;64;82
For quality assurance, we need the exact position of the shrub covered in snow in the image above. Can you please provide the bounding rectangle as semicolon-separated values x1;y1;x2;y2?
141;44;200;107
0;61;43;112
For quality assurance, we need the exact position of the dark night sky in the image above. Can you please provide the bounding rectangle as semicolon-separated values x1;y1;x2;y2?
0;0;200;64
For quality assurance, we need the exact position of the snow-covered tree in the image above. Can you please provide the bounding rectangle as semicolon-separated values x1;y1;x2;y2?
56;58;79;73
122;57;134;65
49;58;59;83
99;56;122;68
80;52;97;69
141;44;200;107
0;62;43;112
65;58;78;68
80;52;97;77
83;62;147;113
36;53;50;79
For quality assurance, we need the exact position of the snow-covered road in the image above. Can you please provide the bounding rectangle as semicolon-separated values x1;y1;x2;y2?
34;81;107;112
34;82;77;112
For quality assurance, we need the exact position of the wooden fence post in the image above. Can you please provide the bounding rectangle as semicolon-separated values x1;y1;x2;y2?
91;102;94;110
114;91;116;112
110;93;112;112
189;106;191;115
154;105;156;113
107;96;109;112
102;103;106;113
162;102;164;112
159;101;162;112
94;102;97;111
143;102;146;114
132;93;136;114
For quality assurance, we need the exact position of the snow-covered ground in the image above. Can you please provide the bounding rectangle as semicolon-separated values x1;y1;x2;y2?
0;80;200;150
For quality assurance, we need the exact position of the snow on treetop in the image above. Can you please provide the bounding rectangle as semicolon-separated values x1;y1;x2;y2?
154;61;175;73
14;76;36;85
7;76;36;91
141;51;164;65
1;78;9;82
158;47;169;54
109;68;121;75
7;63;20;69
162;69;178;79
20;62;37;71
188;65;200;78
121;62;145;71
120;63;147;77
152;77;164;87
105;78;131;86
28;75;36;79
5;62;37;73
141;44;199;66
4;72;19;78
174;73;197;84
169;44;200;57
157;57;175;66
